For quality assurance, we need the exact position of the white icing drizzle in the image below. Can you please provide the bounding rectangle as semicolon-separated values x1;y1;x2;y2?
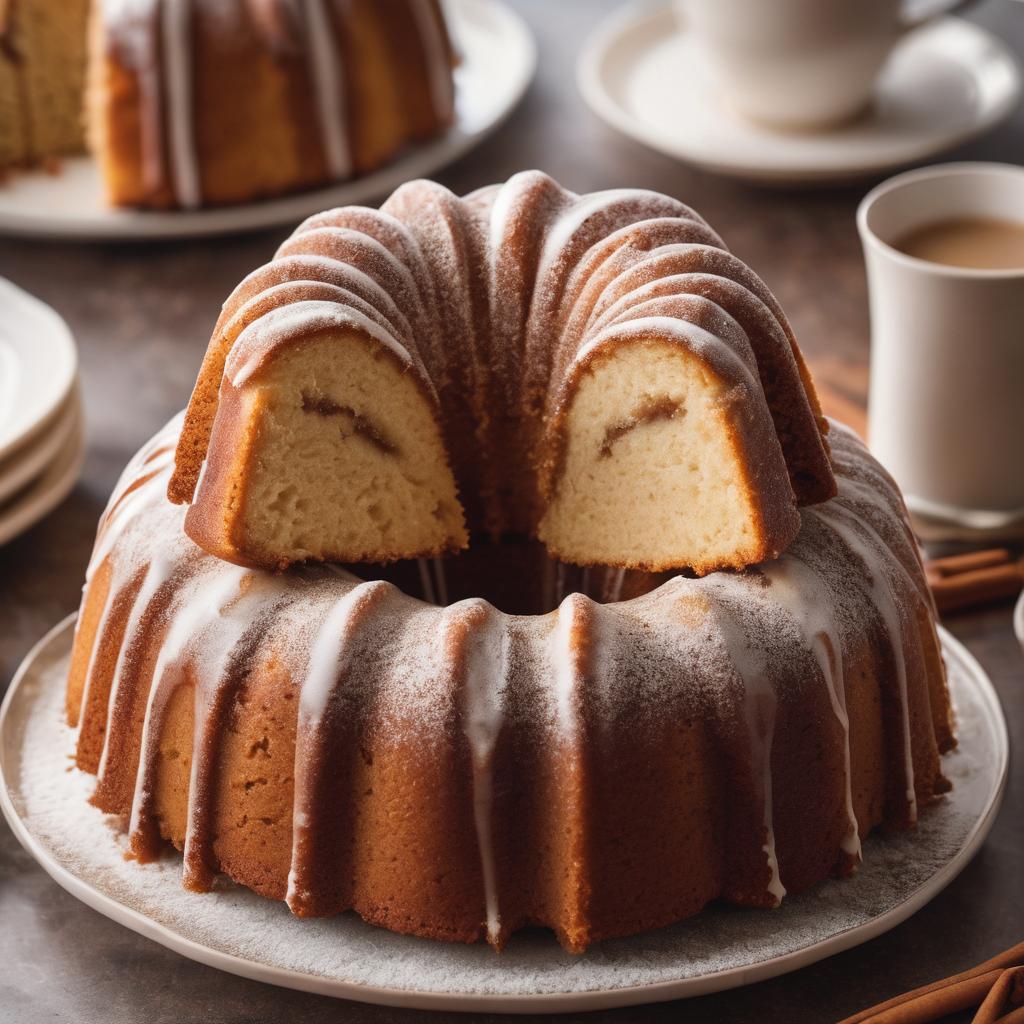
301;0;352;180
126;561;247;845
95;551;177;782
192;449;211;504
762;558;861;860
178;563;257;887
74;585;118;742
536;190;689;285
406;0;454;121
696;577;785;905
552;594;587;736
287;581;386;909
161;0;201;208
456;600;507;946
102;0;164;194
818;505;919;822
296;583;377;725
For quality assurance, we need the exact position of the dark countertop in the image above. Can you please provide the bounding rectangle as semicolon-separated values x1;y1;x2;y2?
1;2;1022;1021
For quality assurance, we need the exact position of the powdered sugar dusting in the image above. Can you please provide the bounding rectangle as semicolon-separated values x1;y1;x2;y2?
227;300;414;386
15;625;998;999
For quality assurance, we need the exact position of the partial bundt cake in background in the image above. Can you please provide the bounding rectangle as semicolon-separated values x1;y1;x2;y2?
87;0;455;209
1;0;455;208
0;0;90;171
67;414;953;952
169;172;836;574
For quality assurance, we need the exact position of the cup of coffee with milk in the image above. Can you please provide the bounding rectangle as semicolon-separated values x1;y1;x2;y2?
858;162;1024;529
678;0;973;128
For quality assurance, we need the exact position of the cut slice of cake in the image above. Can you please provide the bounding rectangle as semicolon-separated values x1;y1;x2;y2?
183;306;467;570
537;324;800;573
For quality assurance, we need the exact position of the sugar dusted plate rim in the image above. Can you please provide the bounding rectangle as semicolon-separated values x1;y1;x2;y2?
0;616;1008;1013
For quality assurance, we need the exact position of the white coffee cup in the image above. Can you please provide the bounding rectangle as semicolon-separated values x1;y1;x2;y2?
678;0;971;129
858;162;1024;524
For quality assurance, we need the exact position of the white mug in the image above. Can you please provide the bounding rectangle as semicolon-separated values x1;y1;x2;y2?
858;162;1024;524
679;0;971;129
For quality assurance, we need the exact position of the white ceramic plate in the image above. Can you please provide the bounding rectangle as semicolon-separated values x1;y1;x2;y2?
0;619;1007;1013
0;0;536;241
0;413;84;546
0;387;82;506
0;278;78;461
577;2;1021;185
1013;591;1023;652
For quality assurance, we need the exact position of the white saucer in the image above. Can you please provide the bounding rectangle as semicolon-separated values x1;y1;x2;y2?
0;388;81;506
0;0;535;241
909;495;1024;545
0;278;78;461
0;412;84;547
0;618;1007;1013
577;2;1021;185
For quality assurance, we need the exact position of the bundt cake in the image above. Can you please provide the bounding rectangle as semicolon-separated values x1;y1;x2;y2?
0;0;90;172
1;0;454;209
170;172;836;574
67;414;953;952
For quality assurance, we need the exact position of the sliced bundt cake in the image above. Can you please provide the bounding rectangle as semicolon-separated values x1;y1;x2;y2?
170;172;835;573
68;414;952;952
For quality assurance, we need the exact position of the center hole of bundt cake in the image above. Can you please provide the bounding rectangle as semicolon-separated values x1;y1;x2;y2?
345;538;667;615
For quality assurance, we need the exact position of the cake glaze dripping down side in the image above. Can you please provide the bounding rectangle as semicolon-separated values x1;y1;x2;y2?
286;579;392;914
300;0;351;180
695;575;785;906
817;504;919;824
69;413;951;951
762;555;862;862
451;599;507;946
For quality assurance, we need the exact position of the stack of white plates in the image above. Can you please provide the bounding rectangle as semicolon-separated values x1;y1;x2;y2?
0;278;84;547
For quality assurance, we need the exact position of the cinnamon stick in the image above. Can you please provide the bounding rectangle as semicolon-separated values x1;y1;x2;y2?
924;549;1024;613
992;1005;1024;1024
926;549;1014;577
839;969;1004;1024
974;967;1024;1024
838;941;1024;1024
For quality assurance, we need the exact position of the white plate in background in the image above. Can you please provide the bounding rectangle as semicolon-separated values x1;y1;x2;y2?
577;2;1021;185
0;0;536;241
0;387;81;507
0;412;84;546
0;278;78;461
